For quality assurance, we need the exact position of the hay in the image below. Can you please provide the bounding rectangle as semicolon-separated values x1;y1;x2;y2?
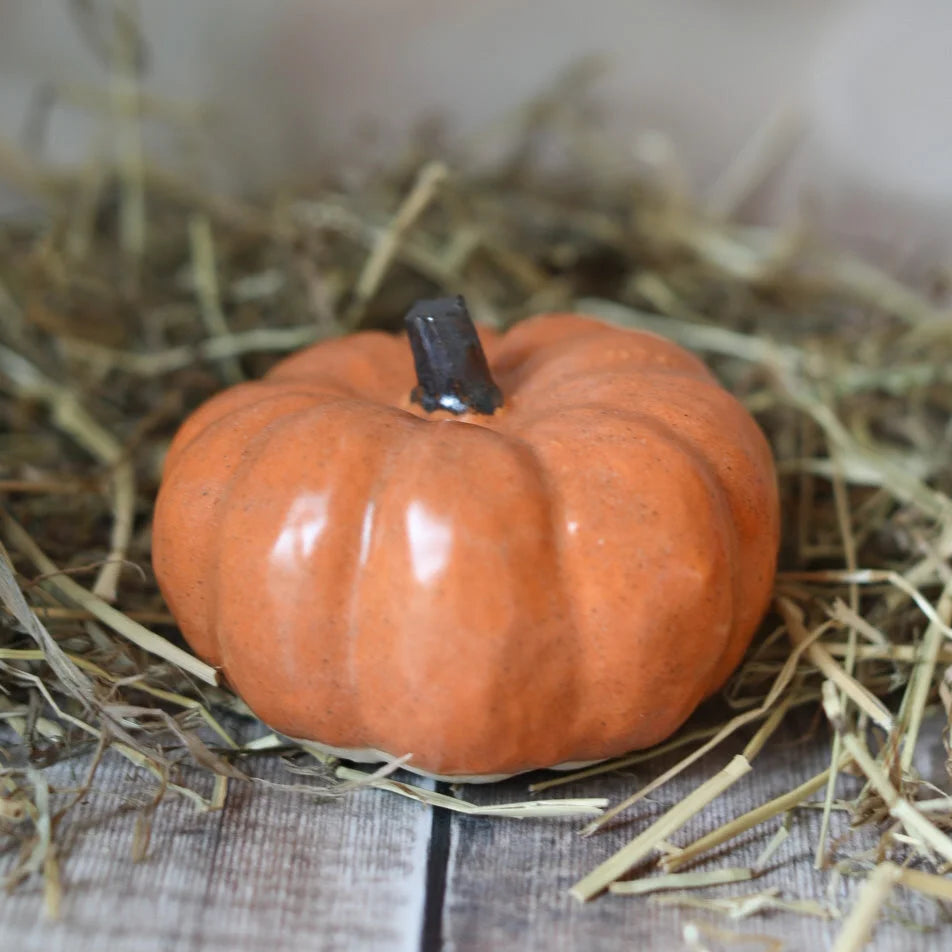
1;13;951;943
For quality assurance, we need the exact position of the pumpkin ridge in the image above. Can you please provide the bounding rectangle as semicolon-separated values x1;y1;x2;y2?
162;384;359;480
534;369;741;407
206;401;333;666
203;396;379;646
346;421;582;774
265;330;412;402
520;436;592;762
500;367;719;421
519;399;749;700
339;413;428;748
502;433;586;765
214;402;422;746
594;374;778;687
155;390;343;664
490;328;622;396
609;409;742;698
491;321;712;398
516;403;738;751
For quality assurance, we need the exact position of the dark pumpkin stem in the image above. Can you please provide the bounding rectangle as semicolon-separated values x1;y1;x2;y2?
405;296;503;415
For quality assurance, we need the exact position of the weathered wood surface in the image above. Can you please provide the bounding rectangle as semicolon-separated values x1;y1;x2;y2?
3;712;952;951
1;739;434;952
442;715;952;951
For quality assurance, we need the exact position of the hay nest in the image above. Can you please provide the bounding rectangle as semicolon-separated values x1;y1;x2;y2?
0;50;951;948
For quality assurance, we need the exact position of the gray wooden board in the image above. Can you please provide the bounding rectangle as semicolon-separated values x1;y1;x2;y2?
2;711;952;951
0;729;433;952
441;712;952;951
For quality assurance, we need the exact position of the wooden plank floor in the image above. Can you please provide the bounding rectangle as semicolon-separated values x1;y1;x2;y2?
3;711;951;951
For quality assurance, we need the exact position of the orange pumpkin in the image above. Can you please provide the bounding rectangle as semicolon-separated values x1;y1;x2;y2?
153;297;779;780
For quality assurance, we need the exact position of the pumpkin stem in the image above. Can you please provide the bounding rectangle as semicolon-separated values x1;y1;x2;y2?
405;296;503;415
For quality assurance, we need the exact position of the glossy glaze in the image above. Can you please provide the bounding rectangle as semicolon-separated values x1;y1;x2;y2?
152;313;780;777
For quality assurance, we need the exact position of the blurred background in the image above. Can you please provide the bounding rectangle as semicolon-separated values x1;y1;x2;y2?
0;0;950;261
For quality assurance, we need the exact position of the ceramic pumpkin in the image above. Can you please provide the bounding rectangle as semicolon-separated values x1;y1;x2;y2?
153;297;779;780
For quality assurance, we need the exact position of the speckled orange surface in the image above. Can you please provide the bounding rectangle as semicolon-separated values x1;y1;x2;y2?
152;313;779;777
